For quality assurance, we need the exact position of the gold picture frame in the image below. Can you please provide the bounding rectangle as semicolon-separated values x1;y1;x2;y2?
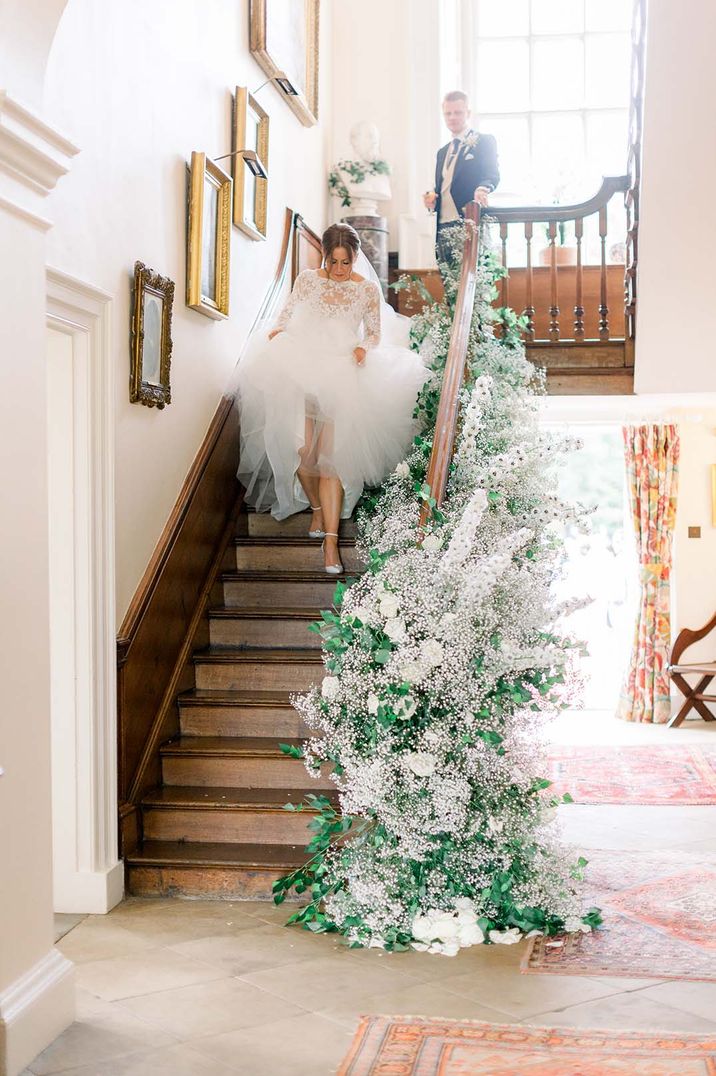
130;262;174;409
232;87;269;240
249;0;320;127
186;151;232;319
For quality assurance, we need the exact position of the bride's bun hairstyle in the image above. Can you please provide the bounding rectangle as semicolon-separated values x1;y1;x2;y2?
322;222;361;265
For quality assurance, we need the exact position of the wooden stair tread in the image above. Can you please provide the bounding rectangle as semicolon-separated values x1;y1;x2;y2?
208;607;321;620
235;536;357;548
192;647;323;664
178;688;296;707
126;840;306;869
222;569;360;583
142;786;335;809
160;735;304;757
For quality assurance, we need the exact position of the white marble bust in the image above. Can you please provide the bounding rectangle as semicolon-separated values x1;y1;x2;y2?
338;121;392;217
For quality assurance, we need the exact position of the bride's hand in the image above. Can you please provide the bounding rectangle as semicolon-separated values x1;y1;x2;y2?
268;329;283;340
353;347;366;366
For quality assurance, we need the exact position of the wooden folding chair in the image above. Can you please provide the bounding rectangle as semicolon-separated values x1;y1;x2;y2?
667;611;716;728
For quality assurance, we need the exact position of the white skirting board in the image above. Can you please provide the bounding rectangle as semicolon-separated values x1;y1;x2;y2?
0;949;75;1076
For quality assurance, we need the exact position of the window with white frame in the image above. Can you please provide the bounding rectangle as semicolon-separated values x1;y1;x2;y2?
466;0;632;205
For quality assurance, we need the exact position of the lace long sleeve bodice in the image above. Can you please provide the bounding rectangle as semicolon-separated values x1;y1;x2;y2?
272;270;382;349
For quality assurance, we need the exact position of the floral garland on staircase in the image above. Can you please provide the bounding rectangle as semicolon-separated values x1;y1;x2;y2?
273;226;601;953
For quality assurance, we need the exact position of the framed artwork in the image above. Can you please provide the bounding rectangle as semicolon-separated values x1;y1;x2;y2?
232;87;269;240
249;0;320;127
186;151;232;319
130;262;174;409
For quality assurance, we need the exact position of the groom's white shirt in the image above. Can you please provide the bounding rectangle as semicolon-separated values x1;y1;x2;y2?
439;125;472;225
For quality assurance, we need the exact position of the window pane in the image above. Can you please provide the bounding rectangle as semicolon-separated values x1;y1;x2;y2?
479;115;533;199
531;0;584;35
532;112;586;199
586;0;632;33
476;39;530;111
586;109;628;178
532;38;584;110
476;0;529;36
586;34;630;108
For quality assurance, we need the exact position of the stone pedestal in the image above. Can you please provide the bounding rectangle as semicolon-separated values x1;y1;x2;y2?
343;214;389;299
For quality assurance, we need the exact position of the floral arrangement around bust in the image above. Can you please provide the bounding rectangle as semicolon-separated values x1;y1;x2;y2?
273;224;601;954
328;157;391;208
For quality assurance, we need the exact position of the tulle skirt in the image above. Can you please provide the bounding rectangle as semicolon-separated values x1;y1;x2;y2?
237;308;428;520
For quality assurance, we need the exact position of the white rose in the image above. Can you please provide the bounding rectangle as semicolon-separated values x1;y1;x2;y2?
384;617;408;643
454;897;476;913
439;939;461;957
564;917;591;934
411;941;430;952
367;693;380;715
457;922;485;947
321;676;340;700
422;533;443;552
411;914;436;942
400;661;424;684
405;751;437;778
395;461;410;478
420;639;444;667
489;927;522;945
431;913;460;941
379;595;400;619
351;605;372;625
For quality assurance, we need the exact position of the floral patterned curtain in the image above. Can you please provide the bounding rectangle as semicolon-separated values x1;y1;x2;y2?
618;425;680;723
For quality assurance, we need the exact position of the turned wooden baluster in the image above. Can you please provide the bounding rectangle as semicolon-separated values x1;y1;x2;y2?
500;221;509;316
574;217;585;340
599;204;609;340
548;220;560;341
524;220;535;342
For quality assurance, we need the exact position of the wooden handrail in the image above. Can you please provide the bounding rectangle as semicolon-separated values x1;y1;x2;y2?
418;201;481;529
485;175;628;224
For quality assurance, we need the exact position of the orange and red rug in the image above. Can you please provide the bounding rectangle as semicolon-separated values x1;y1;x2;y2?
338;1016;716;1074
523;850;716;982
548;745;716;804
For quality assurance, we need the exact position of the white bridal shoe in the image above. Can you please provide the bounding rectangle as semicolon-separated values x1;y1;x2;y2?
308;504;325;539
321;533;343;575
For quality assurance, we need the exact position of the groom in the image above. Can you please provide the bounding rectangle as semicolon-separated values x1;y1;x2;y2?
424;91;500;270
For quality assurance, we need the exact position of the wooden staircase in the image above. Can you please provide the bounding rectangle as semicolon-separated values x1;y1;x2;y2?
125;509;359;899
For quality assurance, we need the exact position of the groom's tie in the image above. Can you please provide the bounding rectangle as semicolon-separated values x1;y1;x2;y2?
448;137;461;164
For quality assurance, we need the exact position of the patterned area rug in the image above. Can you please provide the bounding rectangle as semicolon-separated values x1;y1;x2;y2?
548;745;716;804
338;1015;716;1074
523;850;716;981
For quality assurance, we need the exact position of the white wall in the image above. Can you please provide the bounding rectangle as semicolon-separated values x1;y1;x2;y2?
44;0;333;621
635;0;716;394
672;416;716;665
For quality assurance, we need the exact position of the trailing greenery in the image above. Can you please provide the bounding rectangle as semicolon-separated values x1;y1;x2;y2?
328;157;391;208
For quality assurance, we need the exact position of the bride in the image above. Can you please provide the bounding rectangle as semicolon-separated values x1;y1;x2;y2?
237;222;428;574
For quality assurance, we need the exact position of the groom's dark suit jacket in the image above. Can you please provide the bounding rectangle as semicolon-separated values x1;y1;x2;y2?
434;131;500;222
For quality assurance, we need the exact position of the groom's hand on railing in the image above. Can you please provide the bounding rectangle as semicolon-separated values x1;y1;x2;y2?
473;186;490;208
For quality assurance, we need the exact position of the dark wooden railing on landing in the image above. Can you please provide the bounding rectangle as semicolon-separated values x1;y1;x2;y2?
418;201;481;528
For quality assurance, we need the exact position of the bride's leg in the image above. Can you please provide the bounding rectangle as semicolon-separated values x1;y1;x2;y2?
296;416;323;533
316;421;344;570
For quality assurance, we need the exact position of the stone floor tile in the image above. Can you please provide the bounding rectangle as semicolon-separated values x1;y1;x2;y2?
54;914;87;943
168;923;326;976
44;1042;242;1075
75;949;227;1002
57;920;152;964
527;988;716;1032
437;965;625;1019
189;1011;355;1076
239;952;421;1009
316;979;518;1028
25;1009;177;1075
635;979;716;1023
117;976;307;1039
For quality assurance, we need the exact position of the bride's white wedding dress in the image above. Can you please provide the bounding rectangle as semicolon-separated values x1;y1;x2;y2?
237;265;428;519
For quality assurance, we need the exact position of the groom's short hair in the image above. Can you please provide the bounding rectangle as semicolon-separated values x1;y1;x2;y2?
443;90;470;106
